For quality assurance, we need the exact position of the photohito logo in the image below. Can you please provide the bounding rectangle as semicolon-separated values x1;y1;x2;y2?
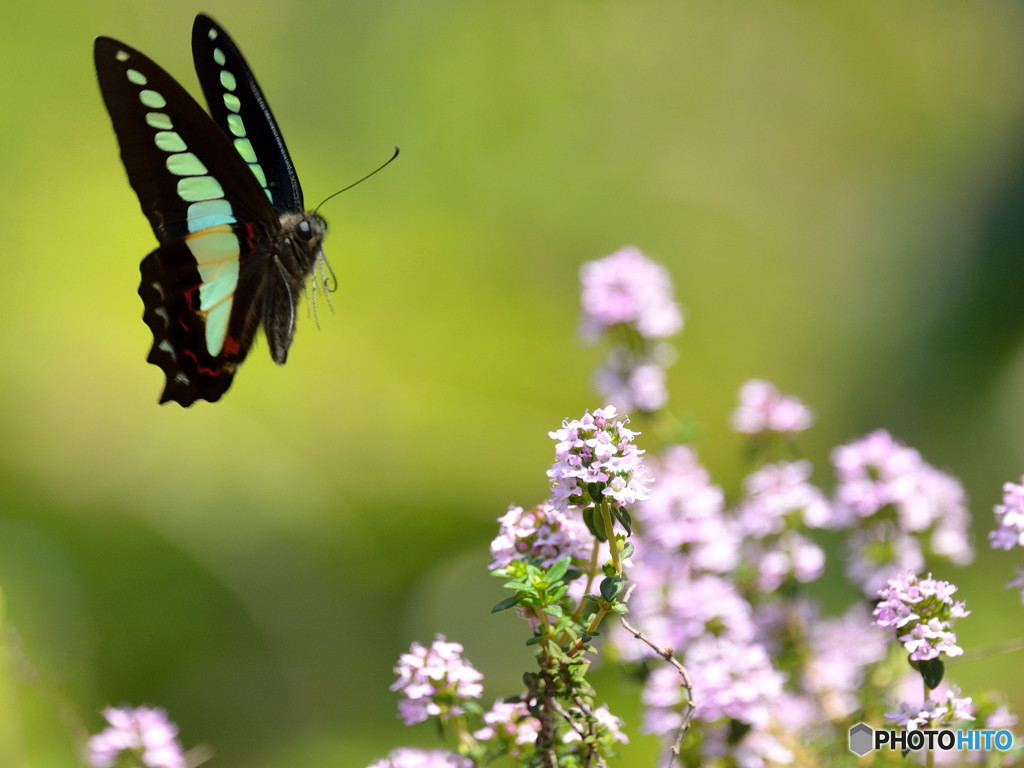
848;722;1015;757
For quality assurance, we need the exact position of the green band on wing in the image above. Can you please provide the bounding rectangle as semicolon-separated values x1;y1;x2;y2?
177;175;225;202
220;70;237;91
250;163;269;188
233;137;257;164
227;114;246;138
139;89;167;109
223;93;241;113
213;48;226;66
146;111;173;130
154;130;187;153
166;152;209;177
185;224;241;356
187;199;236;233
126;68;147;86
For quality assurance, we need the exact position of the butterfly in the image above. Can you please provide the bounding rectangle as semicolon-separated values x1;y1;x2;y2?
95;14;333;406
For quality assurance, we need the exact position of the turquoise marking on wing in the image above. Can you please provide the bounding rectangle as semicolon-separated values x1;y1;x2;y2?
126;68;147;86
185;225;241;356
223;93;241;113
146;112;173;130
177;175;225;202
139;89;166;109
187;200;235;233
213;48;226;66
154;130;187;153
219;70;237;91
166;152;209;177
115;50;129;62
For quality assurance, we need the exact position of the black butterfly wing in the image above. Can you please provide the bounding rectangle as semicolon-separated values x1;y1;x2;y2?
95;35;281;405
138;221;287;405
95;36;279;243
192;14;304;215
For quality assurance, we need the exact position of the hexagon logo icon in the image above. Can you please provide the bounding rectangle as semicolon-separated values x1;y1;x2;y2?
849;722;874;756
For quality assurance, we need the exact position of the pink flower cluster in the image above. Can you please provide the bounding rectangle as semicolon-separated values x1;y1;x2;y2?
873;572;969;661
547;406;650;514
730;379;814;436
390;636;484;726
88;706;186;768
579;246;682;341
579;248;683;413
489;503;592;572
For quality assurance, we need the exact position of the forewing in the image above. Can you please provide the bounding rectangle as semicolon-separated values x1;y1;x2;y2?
192;14;304;214
95;35;278;244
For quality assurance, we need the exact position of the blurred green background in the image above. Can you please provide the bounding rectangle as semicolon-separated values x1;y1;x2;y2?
3;1;1024;766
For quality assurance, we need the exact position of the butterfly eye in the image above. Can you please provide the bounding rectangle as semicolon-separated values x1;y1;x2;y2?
296;219;313;241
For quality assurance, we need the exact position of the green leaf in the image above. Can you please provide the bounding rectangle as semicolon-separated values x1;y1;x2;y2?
591;505;608;541
599;576;623;602
916;656;945;690
613;506;633;535
547;556;571;582
491;595;522;613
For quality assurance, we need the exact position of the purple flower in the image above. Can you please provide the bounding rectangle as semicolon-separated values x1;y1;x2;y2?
87;706;186;768
579;247;683;342
832;430;919;521
845;520;925;596
547;406;650;514
991;476;1024;551
390;636;484;725
664;636;783;728
561;704;629;746
633;445;738;572
473;700;539;757
749;531;825;592
885;680;975;731
366;748;473;768
489;503;593;572
803;604;887;720
873;573;969;662
730;380;813;436
736;460;831;537
830;431;973;565
639;664;687;736
592;357;670;414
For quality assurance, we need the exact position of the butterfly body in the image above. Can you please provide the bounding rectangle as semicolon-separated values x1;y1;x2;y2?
95;14;328;405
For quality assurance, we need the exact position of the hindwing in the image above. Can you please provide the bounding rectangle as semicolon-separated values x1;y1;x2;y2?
139;222;271;405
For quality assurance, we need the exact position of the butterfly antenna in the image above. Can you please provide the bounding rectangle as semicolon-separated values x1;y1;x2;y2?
313;146;400;214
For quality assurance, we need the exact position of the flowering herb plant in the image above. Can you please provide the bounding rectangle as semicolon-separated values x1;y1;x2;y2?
74;247;1024;768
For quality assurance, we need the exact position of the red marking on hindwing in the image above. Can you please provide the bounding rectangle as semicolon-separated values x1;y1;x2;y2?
182;347;226;377
238;222;259;263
